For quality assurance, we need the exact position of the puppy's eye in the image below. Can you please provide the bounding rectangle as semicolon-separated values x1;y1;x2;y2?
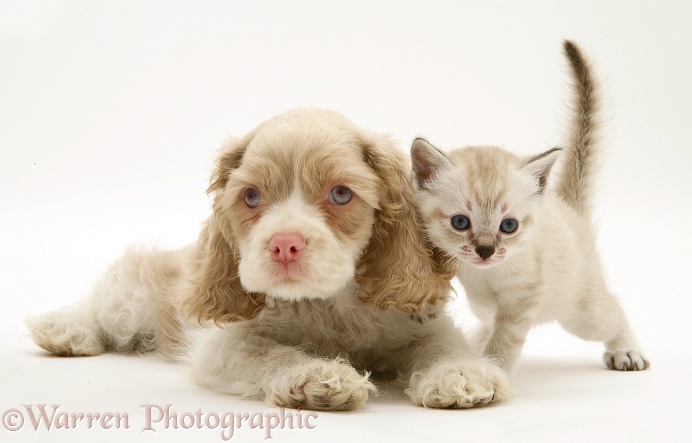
500;218;518;233
328;186;353;205
451;215;470;231
243;188;261;208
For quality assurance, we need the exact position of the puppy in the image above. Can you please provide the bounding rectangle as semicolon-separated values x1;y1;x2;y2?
26;108;511;410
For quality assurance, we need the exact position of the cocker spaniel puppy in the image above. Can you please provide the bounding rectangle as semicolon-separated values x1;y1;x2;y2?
26;108;511;410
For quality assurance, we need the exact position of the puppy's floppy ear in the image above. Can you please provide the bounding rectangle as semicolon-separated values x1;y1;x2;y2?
182;135;265;324
355;133;454;315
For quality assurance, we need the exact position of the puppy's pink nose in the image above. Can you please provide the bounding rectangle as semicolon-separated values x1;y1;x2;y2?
269;234;305;265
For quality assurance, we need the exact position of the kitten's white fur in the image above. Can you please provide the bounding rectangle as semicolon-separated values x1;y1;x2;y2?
411;41;649;374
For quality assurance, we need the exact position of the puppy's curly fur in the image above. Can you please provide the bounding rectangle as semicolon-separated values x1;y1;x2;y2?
26;108;512;410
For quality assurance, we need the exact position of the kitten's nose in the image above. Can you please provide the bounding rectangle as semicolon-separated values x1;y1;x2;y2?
475;245;495;260
269;234;306;265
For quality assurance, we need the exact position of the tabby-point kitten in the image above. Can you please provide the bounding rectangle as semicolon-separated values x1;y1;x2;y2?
411;41;649;374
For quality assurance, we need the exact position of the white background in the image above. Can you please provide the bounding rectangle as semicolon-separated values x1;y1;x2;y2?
1;1;691;442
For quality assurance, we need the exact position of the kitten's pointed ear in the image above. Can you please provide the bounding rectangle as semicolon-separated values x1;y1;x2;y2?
411;138;451;188
522;147;562;194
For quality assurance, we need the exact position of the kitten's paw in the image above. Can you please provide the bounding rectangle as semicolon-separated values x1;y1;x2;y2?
405;359;513;408
26;308;105;357
603;349;650;371
267;359;376;411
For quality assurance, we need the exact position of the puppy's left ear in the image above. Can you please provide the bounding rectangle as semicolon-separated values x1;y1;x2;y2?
355;133;454;315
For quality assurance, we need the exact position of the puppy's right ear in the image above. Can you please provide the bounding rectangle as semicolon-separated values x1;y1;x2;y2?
183;135;265;324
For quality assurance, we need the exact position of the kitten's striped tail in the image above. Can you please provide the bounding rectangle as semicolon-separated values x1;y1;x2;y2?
555;40;601;216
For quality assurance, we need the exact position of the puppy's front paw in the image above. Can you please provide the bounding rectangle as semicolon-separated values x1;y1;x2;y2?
267;359;376;411
603;349;650;371
26;308;105;357
405;359;513;408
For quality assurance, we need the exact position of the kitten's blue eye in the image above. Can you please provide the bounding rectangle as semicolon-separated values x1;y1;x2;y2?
451;215;471;231
500;218;518;234
243;188;261;208
328;186;353;205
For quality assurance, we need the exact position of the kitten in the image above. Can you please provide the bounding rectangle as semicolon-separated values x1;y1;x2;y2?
411;40;649;374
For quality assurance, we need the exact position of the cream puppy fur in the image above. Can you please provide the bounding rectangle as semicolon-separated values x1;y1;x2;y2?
26;107;512;410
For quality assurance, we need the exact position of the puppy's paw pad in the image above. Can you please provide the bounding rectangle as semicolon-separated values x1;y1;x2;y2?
268;360;375;411
406;359;513;408
604;350;650;371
